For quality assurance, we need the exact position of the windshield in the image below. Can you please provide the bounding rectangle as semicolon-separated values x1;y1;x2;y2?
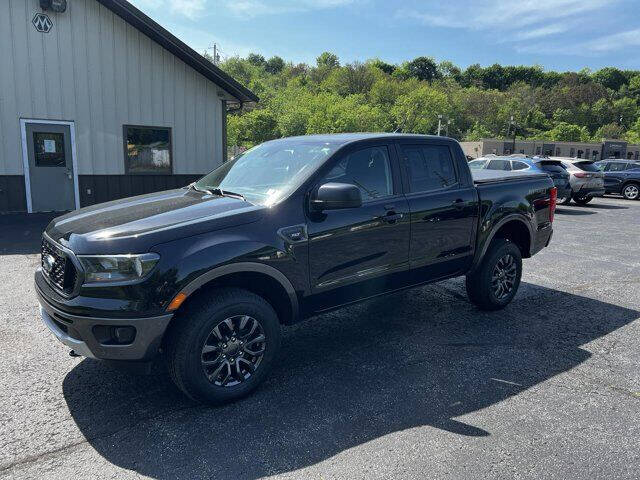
468;159;487;170
195;139;340;206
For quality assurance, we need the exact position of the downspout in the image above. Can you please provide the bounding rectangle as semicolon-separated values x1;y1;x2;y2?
223;100;244;162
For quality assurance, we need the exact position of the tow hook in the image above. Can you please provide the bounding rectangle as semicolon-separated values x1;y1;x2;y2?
69;350;81;358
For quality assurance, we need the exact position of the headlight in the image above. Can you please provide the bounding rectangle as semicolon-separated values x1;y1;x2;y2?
78;253;160;284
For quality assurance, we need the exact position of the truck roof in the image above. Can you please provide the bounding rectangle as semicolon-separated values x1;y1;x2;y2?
262;133;456;145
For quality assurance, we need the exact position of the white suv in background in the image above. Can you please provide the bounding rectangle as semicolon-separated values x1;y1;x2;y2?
554;157;605;205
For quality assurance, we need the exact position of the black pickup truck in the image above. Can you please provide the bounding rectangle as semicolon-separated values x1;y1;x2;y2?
36;134;556;404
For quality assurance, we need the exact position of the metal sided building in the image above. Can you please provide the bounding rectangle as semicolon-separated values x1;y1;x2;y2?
0;0;257;213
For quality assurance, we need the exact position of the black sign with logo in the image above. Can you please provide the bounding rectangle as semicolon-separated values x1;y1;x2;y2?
32;13;53;33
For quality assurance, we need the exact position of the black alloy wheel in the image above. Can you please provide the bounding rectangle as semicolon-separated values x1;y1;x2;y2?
201;315;266;387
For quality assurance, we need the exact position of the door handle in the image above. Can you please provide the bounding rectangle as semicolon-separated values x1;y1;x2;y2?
452;199;465;210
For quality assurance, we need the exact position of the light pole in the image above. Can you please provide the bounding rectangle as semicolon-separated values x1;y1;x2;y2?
446;119;451;137
437;115;443;136
509;115;517;154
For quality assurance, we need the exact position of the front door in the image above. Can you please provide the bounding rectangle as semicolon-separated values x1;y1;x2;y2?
306;144;410;310
25;122;75;212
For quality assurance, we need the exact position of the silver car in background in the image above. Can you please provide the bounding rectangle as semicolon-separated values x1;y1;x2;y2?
553;157;605;205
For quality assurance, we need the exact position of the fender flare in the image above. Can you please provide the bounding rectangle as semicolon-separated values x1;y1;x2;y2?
469;214;534;274
176;262;299;322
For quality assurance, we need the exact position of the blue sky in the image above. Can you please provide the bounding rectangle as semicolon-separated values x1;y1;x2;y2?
130;0;640;71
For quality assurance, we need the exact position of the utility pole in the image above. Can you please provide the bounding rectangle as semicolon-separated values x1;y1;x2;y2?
509;115;517;154
209;43;221;65
446;119;451;137
437;115;442;136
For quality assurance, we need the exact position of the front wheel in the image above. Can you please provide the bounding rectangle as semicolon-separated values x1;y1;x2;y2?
622;183;640;200
466;238;522;311
166;287;281;404
572;194;592;205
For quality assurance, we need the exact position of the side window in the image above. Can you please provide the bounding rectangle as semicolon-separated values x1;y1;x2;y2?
401;145;457;193
487;159;511;171
609;162;626;172
320;146;393;201
512;161;529;170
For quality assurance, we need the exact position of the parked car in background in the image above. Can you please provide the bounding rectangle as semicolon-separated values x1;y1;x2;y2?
554;158;605;205
595;159;640;200
468;156;572;203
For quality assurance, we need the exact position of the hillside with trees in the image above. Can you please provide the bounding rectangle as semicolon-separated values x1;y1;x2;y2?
210;52;640;148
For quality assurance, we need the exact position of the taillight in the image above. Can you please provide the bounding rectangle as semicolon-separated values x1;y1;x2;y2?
574;172;587;178
549;187;557;223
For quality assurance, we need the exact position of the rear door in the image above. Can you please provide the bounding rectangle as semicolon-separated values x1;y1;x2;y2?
396;141;477;279
602;161;626;191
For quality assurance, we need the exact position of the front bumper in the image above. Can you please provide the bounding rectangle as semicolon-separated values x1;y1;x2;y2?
37;285;173;361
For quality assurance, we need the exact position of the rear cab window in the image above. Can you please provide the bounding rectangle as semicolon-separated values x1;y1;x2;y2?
400;144;458;193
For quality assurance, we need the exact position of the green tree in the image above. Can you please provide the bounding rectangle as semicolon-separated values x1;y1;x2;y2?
322;62;376;96
465;121;492;141
595;123;625;139
265;56;285;74
316;52;340;69
625;117;640;144
592;67;627;91
369;59;396;75
546;122;589;142
405;56;439;82
247;53;266;67
391;85;450;133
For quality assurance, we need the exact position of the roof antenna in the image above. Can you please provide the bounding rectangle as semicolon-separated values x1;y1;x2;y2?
393;127;402;133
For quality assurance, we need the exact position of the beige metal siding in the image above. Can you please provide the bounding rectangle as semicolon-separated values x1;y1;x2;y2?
0;0;225;175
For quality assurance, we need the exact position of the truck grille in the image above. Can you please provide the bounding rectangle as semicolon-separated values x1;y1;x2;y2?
41;238;77;294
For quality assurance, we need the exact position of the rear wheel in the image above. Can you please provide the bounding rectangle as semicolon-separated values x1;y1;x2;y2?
166;287;281;404
558;191;572;205
466;238;522;311
572;194;592;205
622;183;639;200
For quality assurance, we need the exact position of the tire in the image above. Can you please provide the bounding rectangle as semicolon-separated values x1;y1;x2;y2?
166;287;281;405
558;192;572;205
622;182;640;200
572;194;592;205
466;238;522;311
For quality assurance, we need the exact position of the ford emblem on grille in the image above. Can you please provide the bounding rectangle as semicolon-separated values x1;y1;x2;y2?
43;254;56;273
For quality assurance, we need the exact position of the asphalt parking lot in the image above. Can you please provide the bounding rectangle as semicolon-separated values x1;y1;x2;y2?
1;196;639;479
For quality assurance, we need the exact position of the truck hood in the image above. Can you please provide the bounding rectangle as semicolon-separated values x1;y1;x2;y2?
46;188;265;254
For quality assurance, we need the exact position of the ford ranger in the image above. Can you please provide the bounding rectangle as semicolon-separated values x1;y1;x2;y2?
36;134;556;404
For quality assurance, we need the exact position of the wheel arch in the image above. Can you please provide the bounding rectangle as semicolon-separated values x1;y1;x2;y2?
168;263;299;325
621;180;640;197
470;215;533;274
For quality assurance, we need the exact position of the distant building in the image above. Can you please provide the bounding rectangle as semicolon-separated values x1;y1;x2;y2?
0;0;257;213
461;139;640;161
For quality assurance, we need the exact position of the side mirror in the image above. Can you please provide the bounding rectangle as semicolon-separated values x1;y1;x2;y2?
311;182;362;211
